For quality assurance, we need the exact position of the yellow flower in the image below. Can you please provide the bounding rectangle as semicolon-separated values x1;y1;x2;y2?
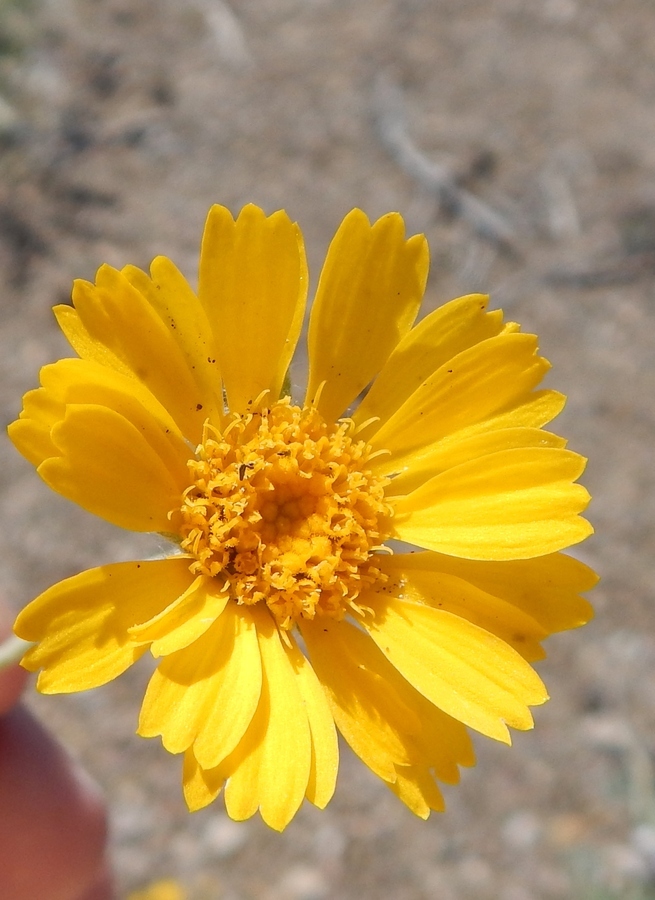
127;880;186;900
9;205;596;831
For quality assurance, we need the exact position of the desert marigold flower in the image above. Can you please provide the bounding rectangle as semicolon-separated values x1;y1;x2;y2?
127;881;186;900
9;205;596;831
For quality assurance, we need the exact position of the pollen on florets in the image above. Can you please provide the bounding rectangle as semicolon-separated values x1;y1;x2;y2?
177;398;393;628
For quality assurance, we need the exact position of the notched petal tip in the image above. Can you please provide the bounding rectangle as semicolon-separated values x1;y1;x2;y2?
200;201;308;415
361;595;548;744
307;207;429;421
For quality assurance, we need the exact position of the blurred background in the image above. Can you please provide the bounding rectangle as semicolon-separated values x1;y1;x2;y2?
0;0;653;897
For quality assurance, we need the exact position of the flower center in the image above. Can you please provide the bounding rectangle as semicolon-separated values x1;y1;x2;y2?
177;398;393;628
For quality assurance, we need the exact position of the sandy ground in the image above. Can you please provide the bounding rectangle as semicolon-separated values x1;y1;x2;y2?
1;0;655;897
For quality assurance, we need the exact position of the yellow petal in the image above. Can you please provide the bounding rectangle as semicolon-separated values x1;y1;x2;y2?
223;607;312;830
9;364;154;473
370;389;566;487
371;332;552;476
10;358;190;476
302;616;474;789
285;637;338;809
54;304;130;374
360;595;548;742
391;447;592;560
122;258;225;428
38;404;188;532
353;294;504;437
306;210;428;421
403;688;475;784
389;426;567;497
380;554;548;661
198;204;307;413
43;357;183;434
429;388;566;443
129;576;230;657
127;878;187;900
301;616;420;781
11;361;192;531
138;601;262;762
182;749;224;812
7;386;63;467
57;264;211;443
387;765;445;818
191;605;263;769
392;550;596;634
15;559;196;692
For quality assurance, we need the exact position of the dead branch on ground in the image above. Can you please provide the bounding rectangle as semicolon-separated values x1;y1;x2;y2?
374;74;519;254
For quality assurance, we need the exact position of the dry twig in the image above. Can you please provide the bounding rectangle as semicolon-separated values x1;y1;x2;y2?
374;74;518;253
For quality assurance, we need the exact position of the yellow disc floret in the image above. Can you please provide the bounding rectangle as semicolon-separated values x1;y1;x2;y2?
177;398;393;628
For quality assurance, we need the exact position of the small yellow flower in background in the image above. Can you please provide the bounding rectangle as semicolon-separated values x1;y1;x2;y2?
127;879;186;900
9;205;596;831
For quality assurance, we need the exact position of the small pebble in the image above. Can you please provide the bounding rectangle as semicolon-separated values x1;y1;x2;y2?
502;811;542;850
203;814;249;859
276;865;329;900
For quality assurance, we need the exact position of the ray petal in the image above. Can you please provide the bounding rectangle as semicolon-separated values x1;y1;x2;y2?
129;576;230;657
302;615;475;788
379;553;549;661
7;386;63;468
388;426;567;497
359;594;548;743
190;604;263;769
285;637;338;809
370;332;554;475
306;210;428;421
403;689;476;784
122;257;225;427
390;447;592;560
198;204;308;413
182;750;225;812
301;616;420;781
384;550;596;634
56;264;211;443
138;601;262;762
14;559;196;692
353;293;504;437
223;607;312;830
387;765;445;818
37;404;188;532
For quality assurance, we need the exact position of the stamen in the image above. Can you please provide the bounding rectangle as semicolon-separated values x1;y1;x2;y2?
176;398;392;628
309;380;327;409
250;387;271;409
353;415;381;436
366;447;392;462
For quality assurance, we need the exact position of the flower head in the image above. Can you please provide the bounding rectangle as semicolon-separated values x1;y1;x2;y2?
9;205;596;830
